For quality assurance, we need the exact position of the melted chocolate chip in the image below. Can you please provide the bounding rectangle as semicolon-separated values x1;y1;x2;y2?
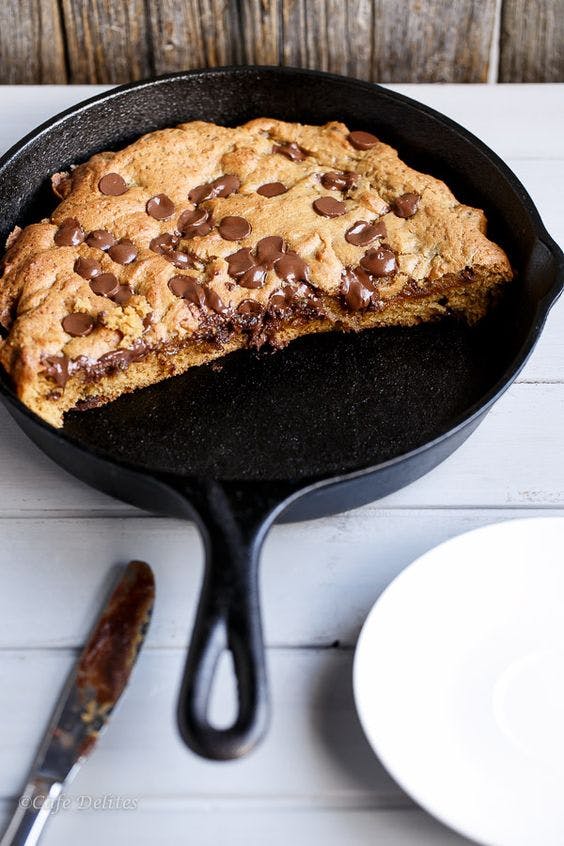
165;250;194;269
54;218;85;247
169;275;203;303
62;312;95;337
149;232;179;254
188;174;240;204
188;183;214;205
43;354;70;387
255;236;285;268
269;283;312;312
113;284;134;305
257;182;288;197
239;266;267;289
146;194;175;220
218;216;251;241
98;173;128;196
360;244;398;277
340;268;374;310
98;342;147;371
86;229;116;251
205;288;228;314
313;197;347;218
274;253;310;284
227;248;255;278
321;171;358;191
177;208;212;238
74;257;102;279
392;192;421;219
109;239;137;265
90;272;119;298
273;142;306;161
345;220;387;247
212;174;240;198
237;299;263;316
348;130;379;150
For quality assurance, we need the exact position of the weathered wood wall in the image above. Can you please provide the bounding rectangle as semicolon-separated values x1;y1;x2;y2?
0;0;562;85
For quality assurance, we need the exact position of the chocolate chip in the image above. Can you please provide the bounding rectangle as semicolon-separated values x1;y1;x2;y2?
90;272;119;298
178;208;207;231
340;268;374;310
345;220;387;247
54;218;85;247
177;207;213;238
237;299;263;316
86;229;116;251
239;266;267;289
165;250;194;269
43;354;70;387
269;290;288;311
168;275;204;304
188;183;214;205
348;131;379;150
360;244;398;277
392;192;421;219
98;173;128;196
113;284;134;305
188;174;240;204
62;312;95;337
227;248;255;279
149;232;179;254
255;236;285;268
74;256;102;279
170;277;225;314
313;197;347;218
269;283;307;312
321;171;358;191
274;253;310;284
109;239;137;265
205;288;228;314
212;174;240;198
273;142;306;162
146;194;175;220
218;216;251;241
257;182;288;197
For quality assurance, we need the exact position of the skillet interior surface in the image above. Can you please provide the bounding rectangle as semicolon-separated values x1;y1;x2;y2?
0;67;552;482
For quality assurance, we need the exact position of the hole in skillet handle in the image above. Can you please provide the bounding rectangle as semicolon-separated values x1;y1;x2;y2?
176;478;295;760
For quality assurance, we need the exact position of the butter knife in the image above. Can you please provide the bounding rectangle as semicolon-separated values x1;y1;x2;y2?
0;560;155;846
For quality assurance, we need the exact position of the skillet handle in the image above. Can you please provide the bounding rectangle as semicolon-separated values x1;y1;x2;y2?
177;482;275;760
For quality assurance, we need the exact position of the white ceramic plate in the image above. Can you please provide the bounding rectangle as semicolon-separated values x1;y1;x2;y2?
353;518;564;846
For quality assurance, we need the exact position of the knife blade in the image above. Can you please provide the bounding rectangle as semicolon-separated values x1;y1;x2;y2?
0;560;155;846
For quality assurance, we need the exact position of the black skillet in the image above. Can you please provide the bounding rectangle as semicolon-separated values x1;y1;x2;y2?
0;67;562;761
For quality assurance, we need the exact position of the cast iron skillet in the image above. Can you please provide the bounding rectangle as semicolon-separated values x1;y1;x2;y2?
0;67;561;761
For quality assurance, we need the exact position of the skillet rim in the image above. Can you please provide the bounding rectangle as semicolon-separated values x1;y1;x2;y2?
0;65;562;491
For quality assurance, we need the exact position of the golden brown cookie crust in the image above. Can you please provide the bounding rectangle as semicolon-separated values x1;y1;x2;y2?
0;118;513;427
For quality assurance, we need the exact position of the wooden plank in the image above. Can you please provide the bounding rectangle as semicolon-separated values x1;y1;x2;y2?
0;0;67;84
60;0;152;84
147;0;245;73
148;0;496;82
0;509;561;649
500;0;564;82
371;0;496;82
0;802;471;845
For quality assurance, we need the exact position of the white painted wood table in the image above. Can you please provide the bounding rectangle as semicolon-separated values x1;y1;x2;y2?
0;84;562;846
